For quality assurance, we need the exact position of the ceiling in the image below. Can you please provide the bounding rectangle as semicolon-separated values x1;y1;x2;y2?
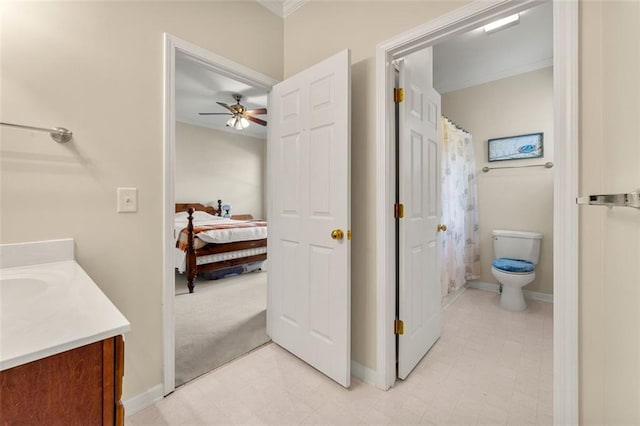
433;1;553;94
175;52;269;140
176;2;551;138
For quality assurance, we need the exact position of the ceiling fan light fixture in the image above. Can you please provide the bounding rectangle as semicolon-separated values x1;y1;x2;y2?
203;94;266;130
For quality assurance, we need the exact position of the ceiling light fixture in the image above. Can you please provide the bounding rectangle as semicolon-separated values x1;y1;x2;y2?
484;13;519;33
226;115;250;130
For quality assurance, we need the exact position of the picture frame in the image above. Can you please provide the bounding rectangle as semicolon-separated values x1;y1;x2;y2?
488;132;544;162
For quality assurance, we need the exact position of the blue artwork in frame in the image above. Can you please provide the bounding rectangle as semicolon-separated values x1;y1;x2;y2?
488;133;544;162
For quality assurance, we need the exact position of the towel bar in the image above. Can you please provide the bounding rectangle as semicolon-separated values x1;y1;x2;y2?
576;190;640;209
0;122;72;143
482;162;553;173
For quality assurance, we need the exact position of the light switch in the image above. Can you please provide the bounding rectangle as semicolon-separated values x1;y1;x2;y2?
117;187;137;213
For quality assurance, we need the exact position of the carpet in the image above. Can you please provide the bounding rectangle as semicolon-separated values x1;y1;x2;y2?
174;271;270;387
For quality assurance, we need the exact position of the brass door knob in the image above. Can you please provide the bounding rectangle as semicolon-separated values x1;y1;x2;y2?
437;224;447;232
331;229;344;240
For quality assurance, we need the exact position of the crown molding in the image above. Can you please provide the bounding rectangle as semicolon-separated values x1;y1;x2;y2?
256;1;283;17
256;0;310;18
282;0;311;17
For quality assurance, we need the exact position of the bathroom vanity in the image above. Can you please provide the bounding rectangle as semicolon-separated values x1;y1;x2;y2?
0;239;130;425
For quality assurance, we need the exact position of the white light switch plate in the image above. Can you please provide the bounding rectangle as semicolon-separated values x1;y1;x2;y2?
117;187;137;213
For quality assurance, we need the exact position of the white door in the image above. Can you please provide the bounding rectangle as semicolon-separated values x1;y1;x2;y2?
268;50;351;387
397;47;442;380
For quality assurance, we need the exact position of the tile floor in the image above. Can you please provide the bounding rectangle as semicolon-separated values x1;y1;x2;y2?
128;288;553;425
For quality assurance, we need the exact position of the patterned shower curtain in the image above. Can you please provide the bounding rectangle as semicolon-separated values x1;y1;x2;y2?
440;117;480;296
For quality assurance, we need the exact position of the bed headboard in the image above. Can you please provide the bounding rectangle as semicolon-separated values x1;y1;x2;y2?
175;200;222;216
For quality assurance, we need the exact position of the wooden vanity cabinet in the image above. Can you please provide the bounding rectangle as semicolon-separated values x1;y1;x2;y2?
0;335;125;426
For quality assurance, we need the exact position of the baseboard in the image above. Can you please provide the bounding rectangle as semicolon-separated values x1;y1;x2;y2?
124;383;164;417
442;283;469;311
351;360;377;386
468;280;553;303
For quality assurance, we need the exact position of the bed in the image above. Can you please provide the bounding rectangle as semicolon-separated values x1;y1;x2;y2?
174;202;267;293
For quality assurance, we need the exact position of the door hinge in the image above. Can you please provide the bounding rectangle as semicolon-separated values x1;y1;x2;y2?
394;87;404;103
394;319;404;335
394;203;404;219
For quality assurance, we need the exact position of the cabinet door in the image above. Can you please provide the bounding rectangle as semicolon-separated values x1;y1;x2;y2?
0;336;124;426
0;341;104;425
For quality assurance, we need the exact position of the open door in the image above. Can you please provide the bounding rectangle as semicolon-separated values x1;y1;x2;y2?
397;47;442;379
268;50;351;387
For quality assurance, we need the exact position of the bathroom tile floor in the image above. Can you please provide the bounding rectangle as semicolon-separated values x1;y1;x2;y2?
127;288;553;425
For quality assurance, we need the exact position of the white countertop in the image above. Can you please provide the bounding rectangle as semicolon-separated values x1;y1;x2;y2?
0;240;130;371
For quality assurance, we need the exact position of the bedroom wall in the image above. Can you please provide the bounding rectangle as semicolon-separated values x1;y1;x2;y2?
175;122;266;219
442;67;554;295
284;0;468;374
0;1;282;400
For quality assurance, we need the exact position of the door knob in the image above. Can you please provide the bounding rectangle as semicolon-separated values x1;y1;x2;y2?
437;224;447;232
331;229;344;240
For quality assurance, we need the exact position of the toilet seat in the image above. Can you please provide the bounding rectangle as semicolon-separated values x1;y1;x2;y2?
492;257;535;273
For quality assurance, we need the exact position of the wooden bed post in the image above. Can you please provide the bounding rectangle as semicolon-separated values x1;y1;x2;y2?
186;208;197;293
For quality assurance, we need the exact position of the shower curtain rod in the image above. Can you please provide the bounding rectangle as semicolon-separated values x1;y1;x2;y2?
0;121;73;143
482;162;554;173
442;115;469;134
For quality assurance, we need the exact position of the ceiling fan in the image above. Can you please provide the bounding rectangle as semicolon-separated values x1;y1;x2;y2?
198;94;267;130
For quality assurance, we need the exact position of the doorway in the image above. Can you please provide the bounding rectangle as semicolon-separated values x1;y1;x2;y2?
162;34;278;394
394;0;555;379
376;1;578;424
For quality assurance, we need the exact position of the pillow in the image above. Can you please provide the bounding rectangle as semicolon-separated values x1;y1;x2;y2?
175;210;222;222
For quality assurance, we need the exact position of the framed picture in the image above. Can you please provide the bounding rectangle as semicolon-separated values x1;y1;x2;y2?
488;132;543;162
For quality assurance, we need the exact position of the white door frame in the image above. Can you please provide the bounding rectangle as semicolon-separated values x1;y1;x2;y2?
162;33;278;395
375;1;578;425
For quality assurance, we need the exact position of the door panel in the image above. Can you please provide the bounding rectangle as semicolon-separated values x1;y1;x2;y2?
398;47;442;380
268;49;351;387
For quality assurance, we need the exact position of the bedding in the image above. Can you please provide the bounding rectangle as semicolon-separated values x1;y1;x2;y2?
175;215;267;249
174;204;268;293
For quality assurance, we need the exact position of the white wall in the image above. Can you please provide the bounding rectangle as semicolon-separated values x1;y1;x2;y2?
0;1;282;400
580;1;640;422
175;122;266;218
442;67;554;295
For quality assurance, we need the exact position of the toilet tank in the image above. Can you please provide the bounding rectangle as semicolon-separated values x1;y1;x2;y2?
492;230;543;264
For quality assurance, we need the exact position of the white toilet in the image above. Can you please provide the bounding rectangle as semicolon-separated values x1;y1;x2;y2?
491;230;543;311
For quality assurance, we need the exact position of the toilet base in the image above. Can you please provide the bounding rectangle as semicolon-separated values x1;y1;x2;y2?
500;285;527;311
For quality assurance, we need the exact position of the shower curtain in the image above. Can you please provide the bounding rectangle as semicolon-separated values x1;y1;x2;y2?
440;117;480;296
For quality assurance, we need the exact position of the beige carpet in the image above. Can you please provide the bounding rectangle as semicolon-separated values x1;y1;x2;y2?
174;271;269;387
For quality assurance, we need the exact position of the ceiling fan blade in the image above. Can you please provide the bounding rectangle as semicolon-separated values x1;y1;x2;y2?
246;115;267;126
245;108;268;116
216;102;236;113
198;112;232;115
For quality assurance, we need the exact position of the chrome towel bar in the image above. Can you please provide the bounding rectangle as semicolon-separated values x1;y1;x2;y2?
0;121;72;143
576;190;640;209
482;162;553;173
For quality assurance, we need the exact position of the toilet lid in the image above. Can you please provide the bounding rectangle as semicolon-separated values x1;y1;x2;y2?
492;257;535;273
